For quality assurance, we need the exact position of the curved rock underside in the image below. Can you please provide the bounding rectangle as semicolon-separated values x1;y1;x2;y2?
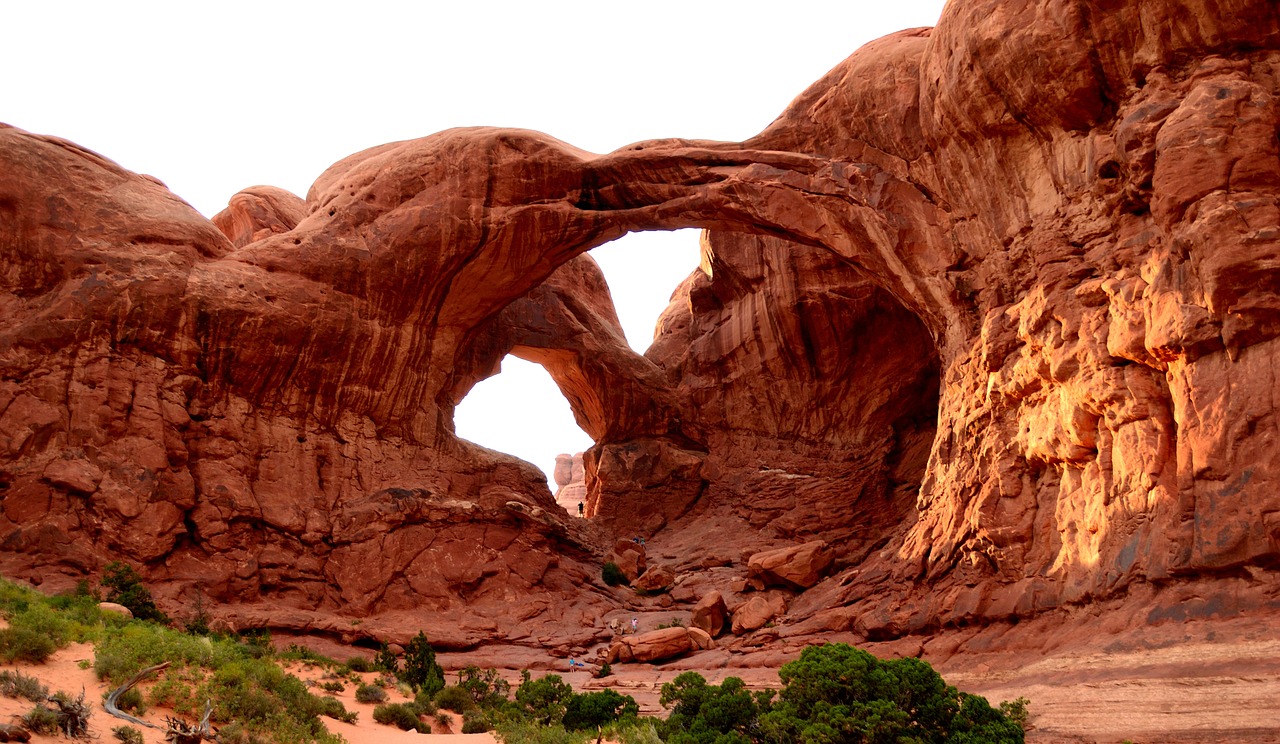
2;0;1279;659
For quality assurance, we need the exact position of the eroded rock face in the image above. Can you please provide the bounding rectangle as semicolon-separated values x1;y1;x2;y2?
691;590;729;637
0;123;865;640
746;541;835;591
552;453;587;516
607;626;697;663
2;0;1279;652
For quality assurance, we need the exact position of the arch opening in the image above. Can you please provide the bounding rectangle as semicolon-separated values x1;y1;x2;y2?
588;228;703;353
454;355;594;496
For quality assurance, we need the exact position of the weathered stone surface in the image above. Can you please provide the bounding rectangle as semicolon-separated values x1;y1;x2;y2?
2;0;1279;660
691;590;729;637
634;564;675;593
607;626;694;664
552;453;587;516
747;541;835;591
730;596;775;635
98;602;133;619
604;540;647;583
210;185;307;249
687;626;715;650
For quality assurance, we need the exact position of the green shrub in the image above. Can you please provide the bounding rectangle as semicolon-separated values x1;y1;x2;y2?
355;683;387;704
413;687;438;715
183;593;211;636
656;643;1026;744
373;643;398;675
462;711;492;733
112;725;145;744
596;662;613;679
94;621;217;684
491;719;582;744
399;632;445;695
435;711;453;731
345;656;371;674
22;704;59;735
0;626;57;663
456;665;511;708
602;562;628;586
315;694;358;724
100;561;168;623
111;685;147;714
319;680;345;693
516;672;574;725
562;689;639;731
373;702;427;732
0;669;49;701
1001;696;1032;730
435;684;474;713
279;644;338;666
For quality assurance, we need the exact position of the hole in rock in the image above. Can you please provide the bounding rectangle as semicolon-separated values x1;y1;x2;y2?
454;355;594;492
588;228;703;353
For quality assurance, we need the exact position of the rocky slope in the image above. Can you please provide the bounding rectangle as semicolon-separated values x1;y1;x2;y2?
2;0;1278;679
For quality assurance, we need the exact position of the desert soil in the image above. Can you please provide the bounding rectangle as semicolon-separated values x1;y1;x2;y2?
3;611;1279;744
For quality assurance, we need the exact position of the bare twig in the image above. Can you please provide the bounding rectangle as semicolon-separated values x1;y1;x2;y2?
103;662;171;730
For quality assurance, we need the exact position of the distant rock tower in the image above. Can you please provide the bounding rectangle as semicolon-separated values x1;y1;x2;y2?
552;453;587;517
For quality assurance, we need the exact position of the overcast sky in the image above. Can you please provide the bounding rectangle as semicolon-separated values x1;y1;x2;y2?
4;0;947;487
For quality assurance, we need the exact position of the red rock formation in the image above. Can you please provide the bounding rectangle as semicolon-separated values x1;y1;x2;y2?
690;591;729;638
746;541;835;591
607;626;708;664
0;123;868;642
2;0;1279;662
551;453;587;516
633;564;675;593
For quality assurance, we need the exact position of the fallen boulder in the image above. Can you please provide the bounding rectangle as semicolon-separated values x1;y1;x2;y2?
635;564;675;593
98;602;134;619
607;626;711;663
687;626;715;650
746;540;834;590
691;590;729;637
731;595;774;635
605;539;648;583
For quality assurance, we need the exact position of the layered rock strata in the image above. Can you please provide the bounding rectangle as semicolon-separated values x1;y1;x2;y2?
2;0;1279;652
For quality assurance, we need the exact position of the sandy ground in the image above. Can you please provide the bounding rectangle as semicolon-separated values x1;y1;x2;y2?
3;614;1278;743
0;639;495;744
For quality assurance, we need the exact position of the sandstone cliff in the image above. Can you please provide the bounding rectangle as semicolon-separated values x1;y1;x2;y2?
2;0;1279;656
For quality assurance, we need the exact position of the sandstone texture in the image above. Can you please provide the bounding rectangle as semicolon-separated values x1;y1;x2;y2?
633;564;675;594
746;541;834;591
551;453;586;516
1;0;1279;712
690;591;729;637
604;540;647;584
607;626;709;664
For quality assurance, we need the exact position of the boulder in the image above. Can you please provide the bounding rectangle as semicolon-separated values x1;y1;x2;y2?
98;602;133;619
0;723;31;742
634;564;675;593
747;541;835;590
687;626;715;650
691;590;729;637
605;539;648;583
731;596;774;635
607;626;693;663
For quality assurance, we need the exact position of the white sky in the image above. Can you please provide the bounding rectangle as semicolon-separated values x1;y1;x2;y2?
4;0;947;487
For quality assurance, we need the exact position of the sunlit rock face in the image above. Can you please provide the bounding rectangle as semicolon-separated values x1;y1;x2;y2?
2;0;1279;647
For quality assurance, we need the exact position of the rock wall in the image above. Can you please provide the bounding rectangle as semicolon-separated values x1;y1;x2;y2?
2;0;1279;648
